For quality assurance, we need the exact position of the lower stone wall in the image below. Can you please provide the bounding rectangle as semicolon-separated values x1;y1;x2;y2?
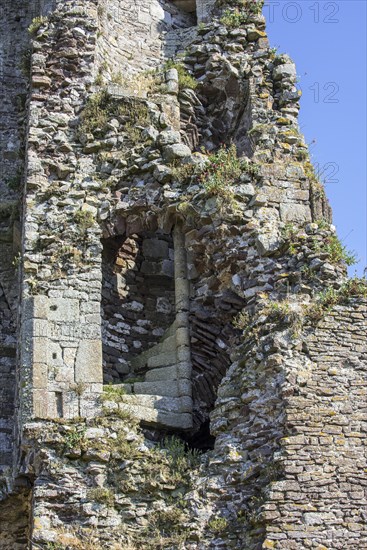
8;298;365;549
205;298;367;550
20;295;103;422
264;300;367;549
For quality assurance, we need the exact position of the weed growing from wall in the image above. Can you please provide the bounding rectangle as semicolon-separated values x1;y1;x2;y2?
74;210;95;233
220;9;250;27
101;384;126;402
87;487;114;506
208;516;228;533
199;144;259;206
28;16;48;35
63;426;86;451
78;91;151;148
77;90;111;139
281;223;356;266
306;277;367;322
323;234;356;266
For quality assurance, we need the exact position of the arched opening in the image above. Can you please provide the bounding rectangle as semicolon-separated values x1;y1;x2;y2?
101;231;175;383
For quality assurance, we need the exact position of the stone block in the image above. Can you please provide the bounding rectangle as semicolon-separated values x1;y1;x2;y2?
273;63;297;81
145;364;190;382
33;295;49;319
159;334;176;354
33;390;49;419
75;340;103;384
48;342;63;367
134;381;180;398
147;350;177;368
81;323;101;340
161;101;180;130
177;348;191;362
177;379;192;397
33;319;49;338
33;364;48;390
138;9;151;24
160;259;174;277
54;366;74;384
256;234;280;256
48;298;80;322
156;296;174;315
153;164;173;183
163;143;191;162
33;338;48;363
121;393;192;413
156;411;192;429
157;130;181;146
150;1;165;19
145;366;179;382
130;354;148;372
175;277;190;311
118;402;192;429
62;391;80;419
280;203;311;223
62;347;78;369
176;327;190;347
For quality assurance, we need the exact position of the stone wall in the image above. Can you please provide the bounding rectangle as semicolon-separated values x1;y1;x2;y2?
0;0;55;470
94;0;216;83
0;0;28;472
18;0;104;427
0;0;366;548
17;0;356;435
265;302;367;548
14;296;367;549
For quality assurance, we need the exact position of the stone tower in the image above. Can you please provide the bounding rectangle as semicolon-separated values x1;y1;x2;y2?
0;0;366;548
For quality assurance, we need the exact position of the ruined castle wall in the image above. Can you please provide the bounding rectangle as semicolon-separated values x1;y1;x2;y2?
93;0;217;87
18;300;366;550
0;0;55;469
18;0;104;425
0;0;30;470
95;0;199;83
0;0;30;202
204;299;367;550
0;240;18;468
0;1;365;548
264;302;367;549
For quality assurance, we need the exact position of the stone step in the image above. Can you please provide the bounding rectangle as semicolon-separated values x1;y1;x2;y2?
145;363;191;382
147;350;177;369
130;322;177;372
155;334;176;355
105;395;193;430
133;379;191;398
120;393;192;414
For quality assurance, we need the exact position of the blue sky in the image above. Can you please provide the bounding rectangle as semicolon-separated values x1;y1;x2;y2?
265;0;367;276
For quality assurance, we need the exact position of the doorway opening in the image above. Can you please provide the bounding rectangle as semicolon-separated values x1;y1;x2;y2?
101;231;175;383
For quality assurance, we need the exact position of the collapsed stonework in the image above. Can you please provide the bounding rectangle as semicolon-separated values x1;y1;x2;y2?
0;0;366;548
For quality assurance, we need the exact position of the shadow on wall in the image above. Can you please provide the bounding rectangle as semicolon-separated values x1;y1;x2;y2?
189;290;246;432
162;0;197;28
197;66;254;155
101;231;176;384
